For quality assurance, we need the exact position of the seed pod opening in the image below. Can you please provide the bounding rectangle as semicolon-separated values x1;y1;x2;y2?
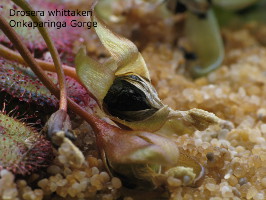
103;74;163;122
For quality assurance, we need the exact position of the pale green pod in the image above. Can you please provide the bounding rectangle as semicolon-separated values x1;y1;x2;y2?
185;9;224;78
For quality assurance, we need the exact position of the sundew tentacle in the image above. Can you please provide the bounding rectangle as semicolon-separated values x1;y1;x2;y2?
0;112;53;175
0;58;94;110
0;59;58;108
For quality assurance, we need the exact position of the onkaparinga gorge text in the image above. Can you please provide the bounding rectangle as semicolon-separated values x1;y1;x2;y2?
9;20;97;29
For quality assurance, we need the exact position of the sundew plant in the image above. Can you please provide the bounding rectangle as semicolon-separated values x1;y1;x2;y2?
1;0;265;199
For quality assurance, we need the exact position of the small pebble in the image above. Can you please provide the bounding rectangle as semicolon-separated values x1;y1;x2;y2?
111;177;122;189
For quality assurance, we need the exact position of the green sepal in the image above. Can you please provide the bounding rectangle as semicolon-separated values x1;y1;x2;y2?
111;106;170;132
75;47;115;103
92;14;151;80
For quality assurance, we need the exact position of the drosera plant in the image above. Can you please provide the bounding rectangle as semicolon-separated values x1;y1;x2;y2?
0;0;234;192
0;0;74;176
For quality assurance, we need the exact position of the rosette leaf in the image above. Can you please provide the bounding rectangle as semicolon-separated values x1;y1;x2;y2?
0;112;53;175
0;58;92;110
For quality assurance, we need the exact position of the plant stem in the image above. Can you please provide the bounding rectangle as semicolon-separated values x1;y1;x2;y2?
0;44;78;81
0;15;109;134
0;15;59;99
11;0;68;111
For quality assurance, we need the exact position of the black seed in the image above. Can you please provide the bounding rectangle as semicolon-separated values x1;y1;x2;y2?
104;79;151;109
103;77;157;121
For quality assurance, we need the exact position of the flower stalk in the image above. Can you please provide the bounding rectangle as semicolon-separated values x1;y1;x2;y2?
0;44;78;81
11;0;67;111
